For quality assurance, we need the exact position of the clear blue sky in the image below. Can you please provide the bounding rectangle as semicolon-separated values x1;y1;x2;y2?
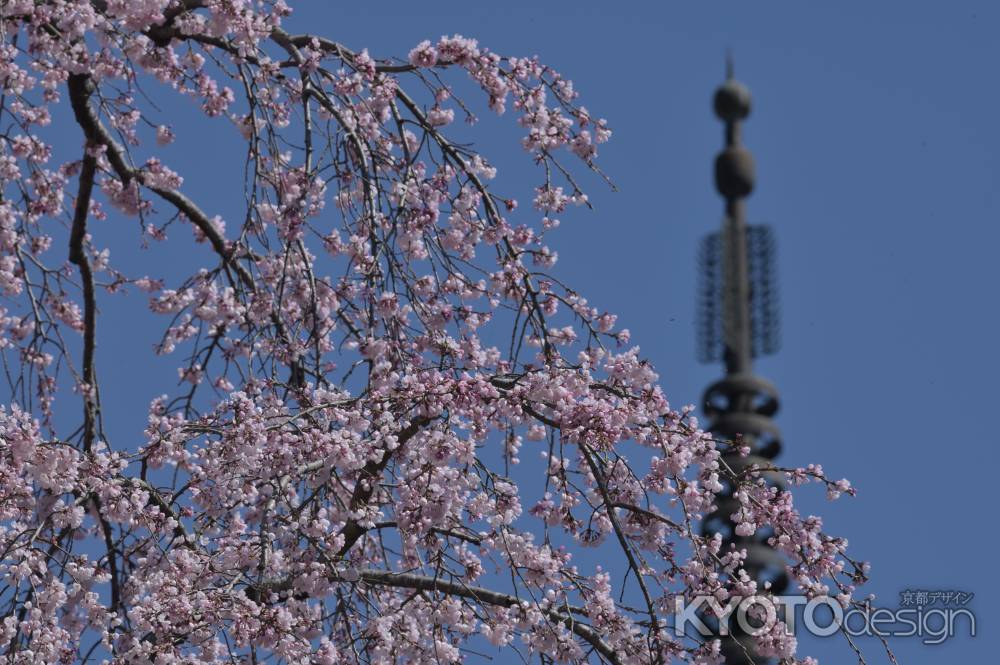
76;1;998;661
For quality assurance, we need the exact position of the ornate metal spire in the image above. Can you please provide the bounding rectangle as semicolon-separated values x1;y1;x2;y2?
698;61;788;665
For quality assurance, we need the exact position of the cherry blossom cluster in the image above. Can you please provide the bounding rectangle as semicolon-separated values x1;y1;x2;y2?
0;2;876;663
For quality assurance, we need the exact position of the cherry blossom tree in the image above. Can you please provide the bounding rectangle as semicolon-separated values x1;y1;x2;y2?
0;2;875;663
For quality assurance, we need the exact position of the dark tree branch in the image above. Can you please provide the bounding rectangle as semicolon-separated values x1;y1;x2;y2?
69;151;99;453
336;415;433;557
252;567;623;665
67;73;252;289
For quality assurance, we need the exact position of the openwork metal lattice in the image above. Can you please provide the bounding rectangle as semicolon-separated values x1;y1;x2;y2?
696;224;780;364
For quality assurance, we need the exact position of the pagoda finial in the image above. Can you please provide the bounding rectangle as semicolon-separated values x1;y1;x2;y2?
697;64;788;665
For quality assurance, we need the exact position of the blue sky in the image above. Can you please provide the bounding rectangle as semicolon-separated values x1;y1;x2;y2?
33;0;995;661
266;1;996;660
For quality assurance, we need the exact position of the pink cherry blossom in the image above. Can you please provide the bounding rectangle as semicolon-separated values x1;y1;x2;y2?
0;4;880;664
408;39;438;67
